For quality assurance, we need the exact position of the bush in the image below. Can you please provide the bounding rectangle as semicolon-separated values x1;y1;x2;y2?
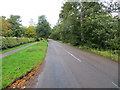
1;37;36;49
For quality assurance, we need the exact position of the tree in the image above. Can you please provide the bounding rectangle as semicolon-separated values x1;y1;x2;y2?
20;26;27;37
7;15;23;37
49;24;61;40
29;19;35;26
59;2;81;45
50;1;119;50
0;16;12;37
36;15;51;38
25;26;36;38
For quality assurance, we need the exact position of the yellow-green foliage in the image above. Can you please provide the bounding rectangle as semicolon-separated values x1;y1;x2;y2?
1;37;35;49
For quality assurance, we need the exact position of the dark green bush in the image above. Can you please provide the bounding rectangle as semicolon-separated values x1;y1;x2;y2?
1;37;36;49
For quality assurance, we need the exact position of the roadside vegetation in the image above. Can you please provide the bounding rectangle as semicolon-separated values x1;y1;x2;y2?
50;2;119;62
59;41;119;62
1;37;35;50
1;1;119;89
2;40;48;88
1;14;51;89
0;15;51;50
1;42;35;54
0;15;51;39
78;46;119;62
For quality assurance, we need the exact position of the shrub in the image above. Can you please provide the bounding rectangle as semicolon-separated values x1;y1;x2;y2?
1;37;36;49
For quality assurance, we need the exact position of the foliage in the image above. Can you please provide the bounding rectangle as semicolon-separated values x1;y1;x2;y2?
1;37;35;49
7;15;23;37
36;15;51;38
78;46;119;62
25;26;36;38
2;40;48;88
1;42;34;54
1;15;51;39
50;2;119;51
0;16;12;37
49;24;61;40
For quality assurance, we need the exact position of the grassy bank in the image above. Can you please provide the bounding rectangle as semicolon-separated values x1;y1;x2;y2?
78;46;119;62
58;41;119;62
2;40;48;88
0;42;36;54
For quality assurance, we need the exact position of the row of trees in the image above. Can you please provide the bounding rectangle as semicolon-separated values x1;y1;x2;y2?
50;2;119;50
0;15;51;39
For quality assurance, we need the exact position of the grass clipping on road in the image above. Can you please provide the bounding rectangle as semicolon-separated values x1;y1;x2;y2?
2;40;48;88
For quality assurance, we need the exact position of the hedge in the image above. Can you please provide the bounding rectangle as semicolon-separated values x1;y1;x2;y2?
0;37;36;49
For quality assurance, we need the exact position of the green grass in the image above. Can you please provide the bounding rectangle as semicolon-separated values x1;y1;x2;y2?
78;46;119;62
58;40;119;62
0;42;36;54
2;40;48;88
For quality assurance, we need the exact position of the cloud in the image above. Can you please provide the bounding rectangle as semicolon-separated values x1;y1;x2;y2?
0;0;63;27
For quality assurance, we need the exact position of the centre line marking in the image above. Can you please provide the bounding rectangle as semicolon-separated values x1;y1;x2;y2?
112;82;119;88
64;49;81;62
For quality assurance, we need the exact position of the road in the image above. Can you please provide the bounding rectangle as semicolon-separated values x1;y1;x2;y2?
34;39;118;88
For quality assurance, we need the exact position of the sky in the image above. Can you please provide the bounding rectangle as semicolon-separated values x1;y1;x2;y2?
0;0;64;27
0;0;119;27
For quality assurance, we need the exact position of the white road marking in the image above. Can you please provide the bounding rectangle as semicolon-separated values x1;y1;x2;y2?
64;49;81;62
55;43;119;89
56;43;81;62
112;82;119;88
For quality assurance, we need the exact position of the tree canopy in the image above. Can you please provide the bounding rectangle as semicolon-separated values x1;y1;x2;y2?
7;15;22;37
1;15;51;39
36;15;51;38
0;16;12;37
50;2;119;50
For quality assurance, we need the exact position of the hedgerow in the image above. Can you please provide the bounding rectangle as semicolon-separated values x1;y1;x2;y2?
0;37;36;49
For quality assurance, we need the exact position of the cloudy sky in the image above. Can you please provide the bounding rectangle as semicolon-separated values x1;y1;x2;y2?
0;0;118;27
0;0;64;27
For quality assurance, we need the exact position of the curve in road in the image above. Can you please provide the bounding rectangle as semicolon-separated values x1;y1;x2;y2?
34;39;118;88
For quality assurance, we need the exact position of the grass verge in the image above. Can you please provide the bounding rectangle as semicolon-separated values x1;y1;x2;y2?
58;40;119;62
78;46;119;62
2;40;48;88
0;42;36;54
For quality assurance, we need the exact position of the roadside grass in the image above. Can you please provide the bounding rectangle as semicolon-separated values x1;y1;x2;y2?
78;46;119;62
2;40;48;88
58;40;119;62
0;42;36;54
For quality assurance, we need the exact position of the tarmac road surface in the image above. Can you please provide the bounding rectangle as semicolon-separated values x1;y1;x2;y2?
34;39;118;88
